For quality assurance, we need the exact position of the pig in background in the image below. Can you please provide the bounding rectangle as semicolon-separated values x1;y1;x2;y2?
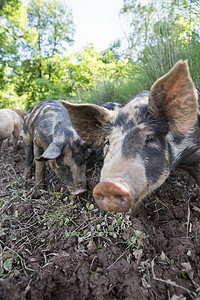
12;108;27;120
12;108;27;141
62;60;200;213
0;108;24;149
23;99;92;196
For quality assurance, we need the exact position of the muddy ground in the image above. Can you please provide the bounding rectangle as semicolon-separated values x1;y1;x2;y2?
0;141;200;300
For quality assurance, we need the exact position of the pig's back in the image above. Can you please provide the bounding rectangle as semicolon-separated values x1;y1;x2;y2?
26;99;70;129
24;99;72;144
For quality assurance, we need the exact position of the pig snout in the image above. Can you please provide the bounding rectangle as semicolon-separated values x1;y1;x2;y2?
70;187;87;196
68;180;87;196
93;181;132;212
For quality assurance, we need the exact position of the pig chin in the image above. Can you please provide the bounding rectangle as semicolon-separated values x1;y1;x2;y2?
93;178;147;213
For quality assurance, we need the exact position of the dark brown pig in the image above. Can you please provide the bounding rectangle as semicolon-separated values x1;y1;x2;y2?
61;60;200;212
0;109;24;149
23;99;91;195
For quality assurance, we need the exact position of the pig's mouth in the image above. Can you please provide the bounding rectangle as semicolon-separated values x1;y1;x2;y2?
93;180;133;212
69;187;87;196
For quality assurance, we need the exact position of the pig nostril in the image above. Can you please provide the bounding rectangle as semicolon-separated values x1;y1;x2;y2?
115;195;127;204
95;194;104;203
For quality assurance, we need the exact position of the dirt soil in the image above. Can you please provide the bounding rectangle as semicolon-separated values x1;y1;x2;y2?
0;141;200;300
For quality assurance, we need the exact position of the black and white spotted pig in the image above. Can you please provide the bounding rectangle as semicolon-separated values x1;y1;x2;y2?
61;60;200;212
100;102;123;110
23;99;91;195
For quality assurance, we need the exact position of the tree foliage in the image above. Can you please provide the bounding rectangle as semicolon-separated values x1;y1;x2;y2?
0;0;199;110
120;0;200;87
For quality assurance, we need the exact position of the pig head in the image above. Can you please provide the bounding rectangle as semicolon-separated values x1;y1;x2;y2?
62;60;199;212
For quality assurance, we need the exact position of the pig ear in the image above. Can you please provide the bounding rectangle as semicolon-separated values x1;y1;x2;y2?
149;60;198;133
61;101;112;147
35;143;62;161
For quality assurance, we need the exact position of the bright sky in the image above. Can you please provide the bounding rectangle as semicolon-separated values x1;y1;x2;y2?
66;0;125;52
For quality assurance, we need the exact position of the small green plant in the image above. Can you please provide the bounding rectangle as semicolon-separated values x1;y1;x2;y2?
97;243;103;251
127;230;147;249
86;202;94;211
65;230;77;238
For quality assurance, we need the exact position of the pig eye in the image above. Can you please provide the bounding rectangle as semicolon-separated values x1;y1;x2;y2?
84;148;92;161
104;140;109;146
145;133;156;144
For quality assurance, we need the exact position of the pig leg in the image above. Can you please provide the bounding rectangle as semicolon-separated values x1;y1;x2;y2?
13;134;18;149
7;138;10;147
34;144;46;189
13;124;21;149
180;163;200;189
24;146;34;179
